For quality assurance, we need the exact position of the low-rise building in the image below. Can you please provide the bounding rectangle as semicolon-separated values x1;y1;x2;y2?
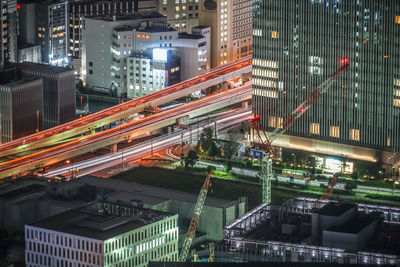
25;201;178;266
0;68;43;143
17;62;76;129
222;198;400;265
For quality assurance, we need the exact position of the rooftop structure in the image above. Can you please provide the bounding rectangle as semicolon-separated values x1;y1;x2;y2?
25;200;179;266
222;198;400;265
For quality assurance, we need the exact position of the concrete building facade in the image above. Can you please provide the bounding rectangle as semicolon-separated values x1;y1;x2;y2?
198;0;252;68
25;201;179;267
83;12;208;98
0;71;43;143
68;0;158;74
158;0;200;33
18;62;75;129
82;12;167;97
252;0;400;159
18;44;42;64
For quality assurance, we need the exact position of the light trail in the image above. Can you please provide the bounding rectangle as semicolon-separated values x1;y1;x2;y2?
0;83;251;178
0;56;251;157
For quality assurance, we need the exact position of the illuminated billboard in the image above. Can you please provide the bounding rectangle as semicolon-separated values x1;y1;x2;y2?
153;48;168;62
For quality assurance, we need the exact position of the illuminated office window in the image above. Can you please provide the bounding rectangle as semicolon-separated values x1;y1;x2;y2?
349;129;360;141
329;126;340;138
310;123;320;135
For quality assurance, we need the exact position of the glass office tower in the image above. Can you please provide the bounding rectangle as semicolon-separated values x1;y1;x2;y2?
252;0;400;152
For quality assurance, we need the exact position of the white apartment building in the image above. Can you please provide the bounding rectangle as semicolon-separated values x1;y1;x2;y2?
158;0;200;33
25;201;179;267
176;30;209;81
83;11;209;99
82;11;166;97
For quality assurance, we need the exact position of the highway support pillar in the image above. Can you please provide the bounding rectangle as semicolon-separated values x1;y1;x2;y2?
112;143;118;153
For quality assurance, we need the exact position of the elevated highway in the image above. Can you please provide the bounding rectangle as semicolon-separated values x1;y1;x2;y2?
0;56;251;157
0;83;251;179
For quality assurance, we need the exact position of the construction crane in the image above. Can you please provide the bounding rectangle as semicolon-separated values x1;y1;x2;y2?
250;60;350;203
320;173;340;200
179;171;212;262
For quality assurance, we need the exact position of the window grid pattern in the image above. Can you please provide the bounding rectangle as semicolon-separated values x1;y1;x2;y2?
253;0;400;151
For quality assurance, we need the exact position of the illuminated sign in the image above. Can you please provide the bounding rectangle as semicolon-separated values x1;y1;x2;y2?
153;48;168;62
250;149;263;159
344;162;354;174
325;158;342;173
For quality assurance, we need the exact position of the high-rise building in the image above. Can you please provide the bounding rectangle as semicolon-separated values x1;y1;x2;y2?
253;1;400;158
0;68;43;143
19;0;68;65
68;0;157;60
157;0;200;33
25;201;179;267
18;62;76;129
0;0;18;66
199;0;252;68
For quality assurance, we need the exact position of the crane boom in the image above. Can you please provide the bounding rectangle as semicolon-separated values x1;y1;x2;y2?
179;171;212;262
320;173;340;200
250;62;350;203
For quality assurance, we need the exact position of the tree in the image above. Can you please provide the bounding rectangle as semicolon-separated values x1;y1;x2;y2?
344;180;357;192
185;150;198;167
222;142;234;171
199;127;214;152
207;142;220;158
351;172;358;181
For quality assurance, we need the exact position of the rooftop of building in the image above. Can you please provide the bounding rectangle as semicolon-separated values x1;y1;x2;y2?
87;10;163;22
138;25;176;33
0;67;42;86
29;201;172;240
316;202;356;217
18;62;73;74
326;213;379;234
20;0;67;5
78;175;236;208
18;42;41;50
178;32;204;40
192;26;210;30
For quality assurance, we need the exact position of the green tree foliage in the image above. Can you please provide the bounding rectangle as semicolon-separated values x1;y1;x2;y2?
185;150;199;167
207;142;220;158
344;180;358;192
199;127;214;152
222;142;234;170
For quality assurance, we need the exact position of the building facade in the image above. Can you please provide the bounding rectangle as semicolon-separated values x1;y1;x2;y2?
0;70;43;143
157;0;200;33
252;0;400;154
199;0;252;68
68;0;157;61
0;0;18;66
177;30;209;81
18;62;75;129
20;0;68;65
25;201;179;267
83;12;208;98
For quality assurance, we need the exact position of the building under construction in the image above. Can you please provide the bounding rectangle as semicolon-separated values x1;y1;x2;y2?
220;198;400;265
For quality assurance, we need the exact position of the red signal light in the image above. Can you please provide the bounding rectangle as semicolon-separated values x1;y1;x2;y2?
17;4;20;9
340;58;349;64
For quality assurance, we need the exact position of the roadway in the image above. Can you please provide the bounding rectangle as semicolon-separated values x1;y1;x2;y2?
0;83;251;179
43;108;252;178
0;56;251;157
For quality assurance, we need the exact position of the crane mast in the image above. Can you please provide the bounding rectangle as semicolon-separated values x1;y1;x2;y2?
251;62;349;203
179;171;212;262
